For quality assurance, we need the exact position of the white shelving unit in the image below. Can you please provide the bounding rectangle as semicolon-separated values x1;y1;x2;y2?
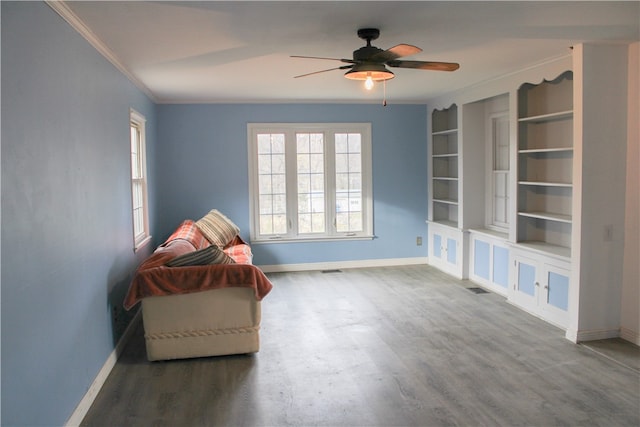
430;105;459;227
426;44;632;341
516;71;574;258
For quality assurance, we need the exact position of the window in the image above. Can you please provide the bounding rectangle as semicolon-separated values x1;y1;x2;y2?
486;113;510;231
130;109;151;250
248;123;373;242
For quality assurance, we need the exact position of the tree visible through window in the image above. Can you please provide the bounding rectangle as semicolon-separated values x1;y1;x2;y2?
248;123;373;242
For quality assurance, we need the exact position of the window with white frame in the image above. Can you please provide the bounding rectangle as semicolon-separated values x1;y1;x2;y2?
130;109;151;250
248;123;373;242
486;113;510;231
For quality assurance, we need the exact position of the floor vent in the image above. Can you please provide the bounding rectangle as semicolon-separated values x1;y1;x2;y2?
322;269;342;274
467;287;489;294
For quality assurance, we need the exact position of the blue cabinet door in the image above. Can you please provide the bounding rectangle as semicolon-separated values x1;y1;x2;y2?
446;237;457;265
517;261;537;297
433;234;442;259
547;271;569;310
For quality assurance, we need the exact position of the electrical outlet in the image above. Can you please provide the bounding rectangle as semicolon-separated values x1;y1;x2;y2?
416;236;423;246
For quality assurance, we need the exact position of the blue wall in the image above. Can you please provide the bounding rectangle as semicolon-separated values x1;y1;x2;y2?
157;103;429;265
2;2;157;425
2;2;429;425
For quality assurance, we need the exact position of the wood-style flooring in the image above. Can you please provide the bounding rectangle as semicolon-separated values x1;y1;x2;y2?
81;265;640;426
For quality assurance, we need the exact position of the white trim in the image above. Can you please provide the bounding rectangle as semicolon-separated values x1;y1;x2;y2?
130;109;151;251
46;1;157;102
573;328;621;343
620;327;640;346
65;311;141;427
257;257;428;273
247;123;373;242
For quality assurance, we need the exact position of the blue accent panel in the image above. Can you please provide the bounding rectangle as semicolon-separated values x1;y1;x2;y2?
157;103;428;265
493;246;509;288
547;271;569;311
474;240;490;280
518;262;537;296
447;238;457;264
2;3;156;425
433;234;442;258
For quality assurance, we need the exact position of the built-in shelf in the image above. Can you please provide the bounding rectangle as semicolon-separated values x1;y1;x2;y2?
519;147;573;154
428;219;458;228
518;211;572;223
431;104;459;227
433;198;459;205
518;181;573;188
516;241;571;260
518;110;573;123
431;128;459;136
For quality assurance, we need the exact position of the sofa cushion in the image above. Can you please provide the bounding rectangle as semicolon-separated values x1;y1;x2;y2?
195;209;240;248
165;245;235;267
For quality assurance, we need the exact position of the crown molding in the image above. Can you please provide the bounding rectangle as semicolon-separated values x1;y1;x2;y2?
46;1;158;103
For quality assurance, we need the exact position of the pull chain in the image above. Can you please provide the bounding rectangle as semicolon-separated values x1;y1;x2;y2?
383;79;387;107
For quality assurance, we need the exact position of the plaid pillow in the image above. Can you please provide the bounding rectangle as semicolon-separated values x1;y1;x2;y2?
161;220;210;250
165;245;235;267
195;209;240;248
224;243;253;265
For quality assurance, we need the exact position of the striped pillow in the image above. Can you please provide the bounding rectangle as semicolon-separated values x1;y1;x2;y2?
165;245;235;267
195;209;240;248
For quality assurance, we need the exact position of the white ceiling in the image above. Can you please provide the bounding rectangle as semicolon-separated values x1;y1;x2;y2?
61;1;639;104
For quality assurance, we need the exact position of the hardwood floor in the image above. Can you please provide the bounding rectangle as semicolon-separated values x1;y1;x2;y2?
81;265;639;426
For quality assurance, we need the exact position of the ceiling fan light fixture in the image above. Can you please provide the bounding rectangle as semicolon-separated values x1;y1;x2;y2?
344;63;395;82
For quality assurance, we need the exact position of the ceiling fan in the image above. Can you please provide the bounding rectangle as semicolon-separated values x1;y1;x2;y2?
292;28;460;90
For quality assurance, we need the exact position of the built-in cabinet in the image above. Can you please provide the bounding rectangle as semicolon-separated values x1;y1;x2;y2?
428;222;466;278
469;230;510;296
510;247;570;328
427;43;631;341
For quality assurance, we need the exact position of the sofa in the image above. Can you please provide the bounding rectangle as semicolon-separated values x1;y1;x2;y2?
124;210;273;361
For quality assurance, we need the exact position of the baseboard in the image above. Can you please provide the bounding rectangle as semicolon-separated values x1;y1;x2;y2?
620;327;640;345
65;310;142;427
258;257;428;273
574;327;621;343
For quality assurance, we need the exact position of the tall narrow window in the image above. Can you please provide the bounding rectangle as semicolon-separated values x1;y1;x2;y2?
130;109;150;250
296;132;325;234
248;123;373;242
335;133;363;233
488;113;510;230
257;133;287;235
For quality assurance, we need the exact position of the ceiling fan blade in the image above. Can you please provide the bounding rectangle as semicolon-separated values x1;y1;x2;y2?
291;55;356;64
294;65;353;78
387;60;460;72
370;44;422;62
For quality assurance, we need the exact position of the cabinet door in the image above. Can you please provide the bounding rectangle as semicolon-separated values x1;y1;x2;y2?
432;233;443;260
510;254;539;311
429;227;461;277
540;263;570;327
446;237;458;266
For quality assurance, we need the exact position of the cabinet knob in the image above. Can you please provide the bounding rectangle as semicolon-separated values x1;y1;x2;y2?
535;282;540;287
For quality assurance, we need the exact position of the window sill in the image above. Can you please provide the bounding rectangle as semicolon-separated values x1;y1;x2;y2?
251;235;375;245
134;235;152;253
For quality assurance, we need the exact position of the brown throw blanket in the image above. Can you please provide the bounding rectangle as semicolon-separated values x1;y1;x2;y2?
123;239;273;310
